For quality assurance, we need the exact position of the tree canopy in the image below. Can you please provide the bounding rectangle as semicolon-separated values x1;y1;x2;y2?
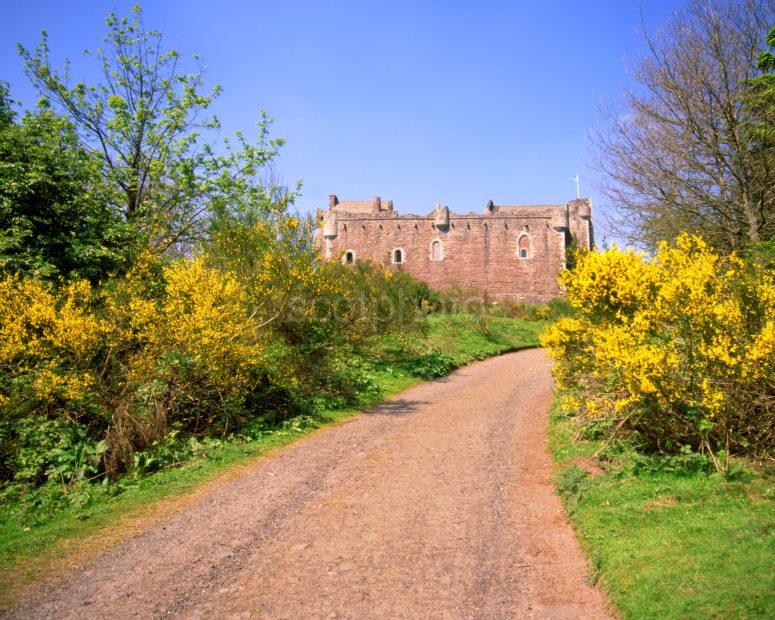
18;5;292;255
0;83;134;280
593;0;775;252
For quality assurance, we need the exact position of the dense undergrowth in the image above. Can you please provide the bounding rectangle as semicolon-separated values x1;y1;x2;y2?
549;396;775;619
0;245;428;498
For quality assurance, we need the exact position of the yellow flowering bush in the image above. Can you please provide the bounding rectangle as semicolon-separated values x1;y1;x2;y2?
109;254;264;392
205;211;430;403
542;235;775;464
0;275;105;408
0;195;438;489
0;252;271;477
97;253;273;474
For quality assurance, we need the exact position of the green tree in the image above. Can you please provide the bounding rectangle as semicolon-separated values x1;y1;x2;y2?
0;83;134;281
745;26;775;132
742;25;775;259
18;5;288;253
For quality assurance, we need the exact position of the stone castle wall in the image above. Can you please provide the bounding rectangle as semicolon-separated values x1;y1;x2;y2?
317;194;593;303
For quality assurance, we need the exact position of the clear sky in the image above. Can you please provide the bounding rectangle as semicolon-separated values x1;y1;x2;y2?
2;0;682;241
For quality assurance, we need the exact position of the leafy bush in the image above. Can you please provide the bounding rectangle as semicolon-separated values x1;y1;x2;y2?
1;417;105;487
542;234;775;470
402;351;457;379
0;253;268;478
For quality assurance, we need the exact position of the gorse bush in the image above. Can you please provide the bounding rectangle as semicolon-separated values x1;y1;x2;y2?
101;252;268;475
0;275;104;408
0;217;433;488
542;234;775;470
0;253;264;479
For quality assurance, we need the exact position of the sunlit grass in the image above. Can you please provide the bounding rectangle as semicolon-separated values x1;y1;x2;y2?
549;400;775;619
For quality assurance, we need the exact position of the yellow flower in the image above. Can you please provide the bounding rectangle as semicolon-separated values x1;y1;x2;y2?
543;234;774;431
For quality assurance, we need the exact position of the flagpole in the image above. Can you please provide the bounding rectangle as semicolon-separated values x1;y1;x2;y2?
571;173;580;199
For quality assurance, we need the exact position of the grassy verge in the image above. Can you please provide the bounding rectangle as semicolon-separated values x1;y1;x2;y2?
549;398;775;619
0;312;541;603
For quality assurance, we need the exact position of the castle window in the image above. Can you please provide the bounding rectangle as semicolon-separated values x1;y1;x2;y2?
517;235;532;259
391;248;404;264
431;239;443;261
343;250;355;264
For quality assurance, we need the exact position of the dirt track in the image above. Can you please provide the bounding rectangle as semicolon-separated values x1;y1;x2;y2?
8;349;609;619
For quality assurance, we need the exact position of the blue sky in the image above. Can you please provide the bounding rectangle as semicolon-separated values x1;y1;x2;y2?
2;1;681;241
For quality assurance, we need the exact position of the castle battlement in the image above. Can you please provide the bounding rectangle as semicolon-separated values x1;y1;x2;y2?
317;194;593;303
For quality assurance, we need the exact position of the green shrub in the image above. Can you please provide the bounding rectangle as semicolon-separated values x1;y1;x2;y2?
402;351;457;380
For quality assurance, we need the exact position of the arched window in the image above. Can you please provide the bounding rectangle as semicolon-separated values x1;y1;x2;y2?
431;239;443;261
391;247;404;264
343;250;355;264
517;235;531;259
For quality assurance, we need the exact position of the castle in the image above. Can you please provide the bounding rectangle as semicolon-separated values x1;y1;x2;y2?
317;194;593;303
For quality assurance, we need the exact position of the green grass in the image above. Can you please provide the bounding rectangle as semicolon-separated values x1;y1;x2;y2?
424;312;543;358
549;400;775;619
368;312;543;365
0;311;542;604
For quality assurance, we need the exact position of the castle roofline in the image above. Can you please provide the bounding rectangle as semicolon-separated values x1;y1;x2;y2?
495;203;566;210
324;193;591;219
328;194;394;214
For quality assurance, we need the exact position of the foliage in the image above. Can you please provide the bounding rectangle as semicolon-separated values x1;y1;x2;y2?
0;253;269;478
101;252;269;474
744;236;775;270
743;25;775;169
18;6;288;252
0;228;446;485
0;274;106;409
3;417;105;488
541;234;775;470
401;351;458;380
593;0;775;251
0;84;134;281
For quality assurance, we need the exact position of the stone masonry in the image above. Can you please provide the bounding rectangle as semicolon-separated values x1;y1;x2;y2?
317;194;593;303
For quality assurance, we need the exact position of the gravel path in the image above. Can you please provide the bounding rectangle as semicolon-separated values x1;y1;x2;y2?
8;349;609;619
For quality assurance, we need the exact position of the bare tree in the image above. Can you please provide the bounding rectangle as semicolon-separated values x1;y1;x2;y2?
592;0;775;251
